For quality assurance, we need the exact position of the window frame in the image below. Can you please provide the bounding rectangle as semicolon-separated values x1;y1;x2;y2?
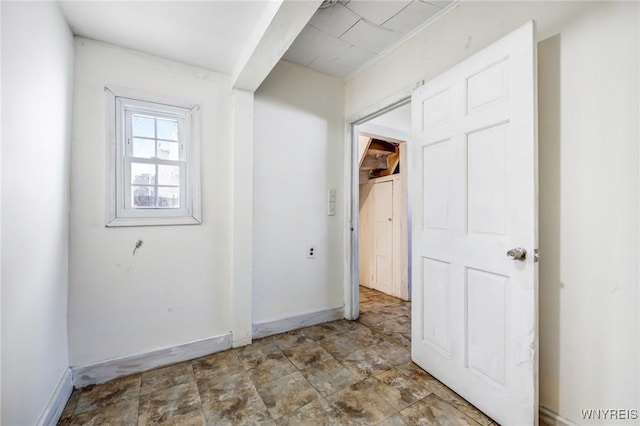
105;86;201;227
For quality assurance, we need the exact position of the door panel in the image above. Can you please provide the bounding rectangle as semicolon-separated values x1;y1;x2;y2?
372;180;394;294
410;21;538;426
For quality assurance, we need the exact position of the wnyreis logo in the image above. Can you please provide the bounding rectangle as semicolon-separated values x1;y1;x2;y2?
581;409;639;421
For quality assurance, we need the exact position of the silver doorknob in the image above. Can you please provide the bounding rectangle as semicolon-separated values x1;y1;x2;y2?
506;247;527;261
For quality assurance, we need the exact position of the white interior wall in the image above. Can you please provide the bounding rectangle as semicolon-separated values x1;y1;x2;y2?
69;38;234;367
253;61;345;325
345;2;639;424
1;2;74;424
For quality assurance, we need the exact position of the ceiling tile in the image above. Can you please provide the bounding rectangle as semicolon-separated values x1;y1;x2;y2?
289;25;352;61
308;57;354;77
339;19;404;53
309;3;361;38
382;1;440;33
332;45;376;70
282;47;318;67
422;0;453;8
344;0;411;26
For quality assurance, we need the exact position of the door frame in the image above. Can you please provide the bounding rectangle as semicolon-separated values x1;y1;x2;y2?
344;92;414;320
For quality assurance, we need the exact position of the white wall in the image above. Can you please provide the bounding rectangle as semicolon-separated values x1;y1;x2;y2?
346;2;639;424
253;61;345;325
1;2;74;424
69;38;234;366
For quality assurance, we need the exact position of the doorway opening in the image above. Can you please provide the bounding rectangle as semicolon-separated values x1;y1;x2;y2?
351;101;412;342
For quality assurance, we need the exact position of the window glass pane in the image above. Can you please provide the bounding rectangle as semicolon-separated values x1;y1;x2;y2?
157;187;180;208
158;164;180;186
157;118;178;141
132;138;155;159
132;115;155;138
157;141;180;161
132;186;155;208
131;163;156;185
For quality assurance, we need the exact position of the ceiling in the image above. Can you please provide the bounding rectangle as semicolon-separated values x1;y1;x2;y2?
58;1;274;75
58;0;456;81
283;0;455;78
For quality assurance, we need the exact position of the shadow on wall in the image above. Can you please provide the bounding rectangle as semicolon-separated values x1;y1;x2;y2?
537;33;561;413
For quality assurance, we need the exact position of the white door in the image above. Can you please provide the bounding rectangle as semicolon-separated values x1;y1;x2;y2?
410;21;538;425
372;180;394;295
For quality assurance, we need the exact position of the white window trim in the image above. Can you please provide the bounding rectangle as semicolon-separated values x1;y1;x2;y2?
105;86;201;227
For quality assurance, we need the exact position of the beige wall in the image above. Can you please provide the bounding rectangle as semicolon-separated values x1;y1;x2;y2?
1;2;74;424
253;61;345;325
345;2;639;424
69;38;234;366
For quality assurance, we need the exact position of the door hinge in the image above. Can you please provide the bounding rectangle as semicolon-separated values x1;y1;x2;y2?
534;248;539;263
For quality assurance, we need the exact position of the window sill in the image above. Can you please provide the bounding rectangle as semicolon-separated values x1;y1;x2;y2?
106;216;201;227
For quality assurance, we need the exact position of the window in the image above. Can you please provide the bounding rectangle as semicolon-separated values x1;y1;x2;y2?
105;87;201;226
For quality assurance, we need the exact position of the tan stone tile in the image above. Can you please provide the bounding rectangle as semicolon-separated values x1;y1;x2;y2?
74;375;141;414
329;318;369;334
140;362;194;396
255;372;320;420
263;329;314;350
196;369;255;401
371;369;431;411
234;339;279;369
191;350;244;379
275;398;342;426
201;387;272;425
345;326;387;347
373;341;411;367
378;413;409;425
429;384;494;426
375;315;411;348
399;393;478;425
281;341;334;370
299;358;362;396
341;347;392;378
317;332;363;361
138;381;203;426
247;350;297;387
359;308;403;327
60;398;138;426
324;380;397;423
301;322;341;341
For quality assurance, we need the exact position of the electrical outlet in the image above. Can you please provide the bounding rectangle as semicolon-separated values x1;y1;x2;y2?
306;246;316;259
327;202;336;216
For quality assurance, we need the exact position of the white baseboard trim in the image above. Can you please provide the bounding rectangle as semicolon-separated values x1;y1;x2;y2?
38;368;73;426
540;406;578;426
71;332;232;388
252;306;344;339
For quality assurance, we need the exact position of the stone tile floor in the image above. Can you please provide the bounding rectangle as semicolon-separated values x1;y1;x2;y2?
59;286;496;425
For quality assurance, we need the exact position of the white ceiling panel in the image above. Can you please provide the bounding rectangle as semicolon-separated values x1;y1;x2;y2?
332;45;376;69
282;47;318;67
344;0;412;26
339;19;404;53
423;1;451;8
290;25;352;60
284;0;456;78
308;57;354;77
383;1;441;33
309;3;361;38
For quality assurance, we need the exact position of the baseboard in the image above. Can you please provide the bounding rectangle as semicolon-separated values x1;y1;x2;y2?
37;368;73;426
252;306;344;339
540;406;578;426
71;332;232;387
